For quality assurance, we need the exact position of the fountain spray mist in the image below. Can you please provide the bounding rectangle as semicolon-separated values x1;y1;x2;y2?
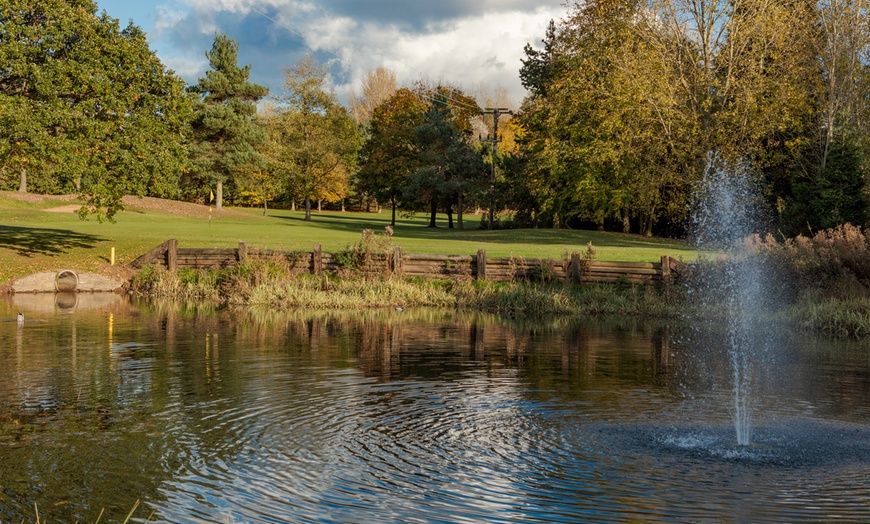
692;156;774;446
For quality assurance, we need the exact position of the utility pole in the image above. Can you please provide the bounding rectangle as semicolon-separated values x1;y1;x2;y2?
481;107;513;229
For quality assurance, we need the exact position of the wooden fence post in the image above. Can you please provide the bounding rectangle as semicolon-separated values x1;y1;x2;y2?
238;241;248;262
477;249;487;281
570;252;581;284
393;246;403;277
313;243;322;275
661;255;670;284
167;239;178;273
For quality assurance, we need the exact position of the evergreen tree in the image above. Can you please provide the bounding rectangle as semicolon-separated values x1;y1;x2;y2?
407;93;487;229
356;88;427;226
188;33;268;209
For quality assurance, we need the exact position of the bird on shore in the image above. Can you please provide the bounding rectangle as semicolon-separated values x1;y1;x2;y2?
17;312;23;325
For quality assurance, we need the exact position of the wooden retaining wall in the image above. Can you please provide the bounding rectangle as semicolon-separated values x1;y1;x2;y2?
131;240;681;285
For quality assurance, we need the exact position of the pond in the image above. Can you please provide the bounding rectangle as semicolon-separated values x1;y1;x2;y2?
1;293;868;523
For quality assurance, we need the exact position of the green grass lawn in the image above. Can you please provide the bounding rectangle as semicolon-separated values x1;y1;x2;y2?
0;193;698;284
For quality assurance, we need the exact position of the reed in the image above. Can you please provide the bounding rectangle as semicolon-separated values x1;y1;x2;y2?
132;255;676;317
786;296;870;338
452;280;675;317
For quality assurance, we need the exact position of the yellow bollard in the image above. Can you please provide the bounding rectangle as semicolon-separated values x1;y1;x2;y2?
110;247;115;266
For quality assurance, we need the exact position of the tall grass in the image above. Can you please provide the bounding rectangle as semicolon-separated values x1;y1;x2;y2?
130;223;870;335
132;253;676;317
785;296;870;338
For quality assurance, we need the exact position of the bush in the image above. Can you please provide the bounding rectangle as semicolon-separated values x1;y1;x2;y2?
747;224;870;297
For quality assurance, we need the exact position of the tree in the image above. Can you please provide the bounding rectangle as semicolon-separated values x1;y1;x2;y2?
783;0;870;233
407;91;486;229
520;19;559;98
516;0;824;235
0;0;192;220
267;55;360;221
356;88;427;226
347;67;398;125
188;33;268;210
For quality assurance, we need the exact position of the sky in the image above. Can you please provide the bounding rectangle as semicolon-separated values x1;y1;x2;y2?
94;0;566;108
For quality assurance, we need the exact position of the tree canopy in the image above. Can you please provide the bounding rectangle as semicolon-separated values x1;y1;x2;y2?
0;0;192;220
266;55;360;221
513;0;870;235
187;33;268;210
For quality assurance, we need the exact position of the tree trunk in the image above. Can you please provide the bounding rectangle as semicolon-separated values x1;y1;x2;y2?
18;168;26;193
447;204;454;229
457;194;464;230
291;199;296;211
640;213;653;237
263;198;268;216
621;207;630;234
428;200;437;228
305;197;312;221
390;194;397;227
216;181;223;210
317;199;322;213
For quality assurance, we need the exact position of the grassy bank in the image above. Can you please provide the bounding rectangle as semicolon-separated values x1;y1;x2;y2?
128;228;870;337
132;260;678;318
0;191;696;285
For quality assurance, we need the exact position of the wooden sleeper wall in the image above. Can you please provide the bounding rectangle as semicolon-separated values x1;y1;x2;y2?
131;240;678;284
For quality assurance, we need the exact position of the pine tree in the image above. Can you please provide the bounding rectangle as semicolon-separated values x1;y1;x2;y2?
188;33;268;209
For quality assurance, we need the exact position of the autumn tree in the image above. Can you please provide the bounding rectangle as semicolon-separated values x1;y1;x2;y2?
188;33;268;210
356;88;427;226
347;67;398;125
517;0;829;235
0;0;192;220
267;55;360;221
785;0;870;231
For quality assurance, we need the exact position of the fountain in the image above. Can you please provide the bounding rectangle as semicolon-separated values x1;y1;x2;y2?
691;155;774;446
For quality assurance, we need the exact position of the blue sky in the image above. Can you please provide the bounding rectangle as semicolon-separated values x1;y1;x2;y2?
94;0;565;107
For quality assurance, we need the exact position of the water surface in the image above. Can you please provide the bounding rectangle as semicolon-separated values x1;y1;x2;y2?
1;294;868;522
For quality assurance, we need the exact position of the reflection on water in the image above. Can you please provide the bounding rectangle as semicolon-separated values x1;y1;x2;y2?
0;296;868;523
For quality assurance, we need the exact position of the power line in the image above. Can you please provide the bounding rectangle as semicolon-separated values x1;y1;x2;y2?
481;107;513;229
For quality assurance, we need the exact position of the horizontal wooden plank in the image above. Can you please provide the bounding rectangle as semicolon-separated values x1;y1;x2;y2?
584;267;661;276
586;260;660;269
403;254;473;262
177;248;237;256
581;275;659;284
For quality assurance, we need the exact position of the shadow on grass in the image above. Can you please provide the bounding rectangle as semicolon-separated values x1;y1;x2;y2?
274;211;686;250
0;225;105;257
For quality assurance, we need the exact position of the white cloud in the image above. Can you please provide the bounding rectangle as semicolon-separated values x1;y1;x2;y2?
162;55;209;80
154;0;564;106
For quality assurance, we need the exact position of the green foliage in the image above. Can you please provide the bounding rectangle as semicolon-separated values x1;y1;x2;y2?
406;91;486;229
0;0;192;220
187;33;268;208
334;227;394;276
357;88;427;225
515;0;866;236
785;140;869;234
520;19;559;98
266;55;360;221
